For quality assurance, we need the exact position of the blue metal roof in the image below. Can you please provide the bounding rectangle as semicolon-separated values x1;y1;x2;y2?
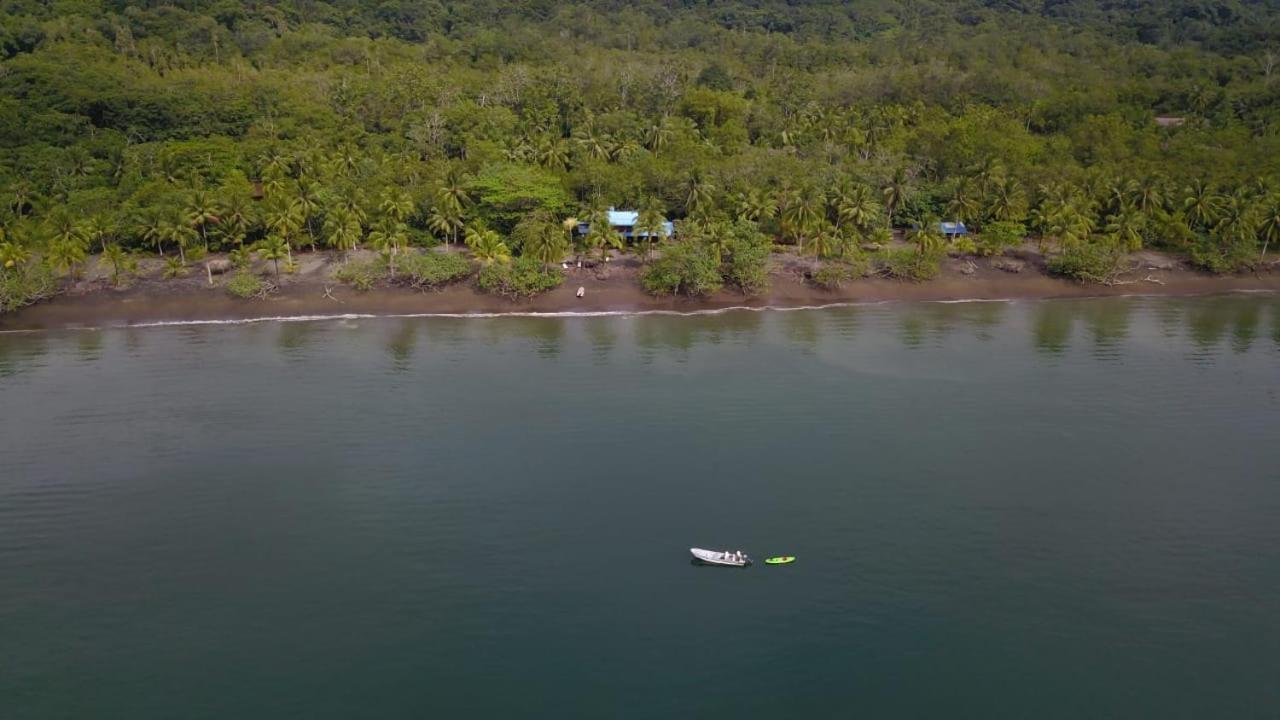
938;221;969;235
577;209;673;238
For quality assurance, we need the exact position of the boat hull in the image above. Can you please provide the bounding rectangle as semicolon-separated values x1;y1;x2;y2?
690;547;751;567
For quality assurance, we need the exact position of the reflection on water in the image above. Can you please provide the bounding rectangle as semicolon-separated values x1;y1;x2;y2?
898;302;1008;349
385;320;417;370
634;310;765;359
277;321;317;360
1;297;1278;377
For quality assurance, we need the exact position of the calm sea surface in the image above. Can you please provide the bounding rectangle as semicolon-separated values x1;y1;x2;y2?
2;297;1279;719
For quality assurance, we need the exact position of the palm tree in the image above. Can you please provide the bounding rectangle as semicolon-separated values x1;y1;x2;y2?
324;208;362;255
101;243;129;286
947;178;983;225
644;118;673;151
464;227;512;265
1105;209;1147;251
380;188;415;224
161;217;195;265
1131;174;1166;216
834;183;882;234
733;187;776;224
367;221;408;275
525;229;566;268
985;177;1028;223
535;137;570;170
906;220;944;255
782;185;823;252
135;209;168;257
808;222;842;259
184;190;221;250
1213;195;1257;249
1256;196;1280;260
221;192;257;246
436;169;471;217
1183;180;1224;230
0;240;31;270
81;214;116;254
881;168;912;223
634;200;666;261
265;204;302;263
290;180;322;250
46;234;88;280
428;205;463;246
256;234;290;276
683;172;715;218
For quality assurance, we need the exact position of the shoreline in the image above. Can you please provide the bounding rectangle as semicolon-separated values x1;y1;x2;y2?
3;251;1278;331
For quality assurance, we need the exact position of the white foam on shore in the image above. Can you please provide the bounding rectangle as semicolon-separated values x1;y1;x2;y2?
4;289;1272;334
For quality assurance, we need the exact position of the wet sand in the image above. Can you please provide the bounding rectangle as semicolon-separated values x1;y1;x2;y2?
3;251;1278;331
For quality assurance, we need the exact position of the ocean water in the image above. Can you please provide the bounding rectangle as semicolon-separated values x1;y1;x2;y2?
1;296;1278;719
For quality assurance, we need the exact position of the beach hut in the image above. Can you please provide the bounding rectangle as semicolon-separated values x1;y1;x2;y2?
574;208;674;242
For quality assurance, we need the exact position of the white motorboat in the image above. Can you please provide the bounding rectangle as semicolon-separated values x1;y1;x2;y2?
690;547;751;567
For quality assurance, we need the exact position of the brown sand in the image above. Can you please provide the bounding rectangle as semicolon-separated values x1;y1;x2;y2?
3;249;1277;331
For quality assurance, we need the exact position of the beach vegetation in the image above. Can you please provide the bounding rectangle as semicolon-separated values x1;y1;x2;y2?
225;271;267;299
476;256;563;299
397;251;474;290
4;0;1280;315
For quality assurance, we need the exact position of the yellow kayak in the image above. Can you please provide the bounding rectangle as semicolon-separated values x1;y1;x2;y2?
764;556;795;565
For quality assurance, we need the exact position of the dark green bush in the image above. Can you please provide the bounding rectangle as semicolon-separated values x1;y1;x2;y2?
224;270;266;298
641;241;723;296
1047;242;1126;283
476;257;562;298
0;264;57;313
334;257;386;291
875;247;944;281
397;251;473;289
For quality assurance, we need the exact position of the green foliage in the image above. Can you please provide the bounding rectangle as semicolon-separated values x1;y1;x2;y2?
476;256;563;299
225;271;266;299
1187;234;1258;274
1047;241;1127;283
0;0;1277;292
162;256;186;279
334;257;386;291
468;165;570;234
976;222;1027;256
876;247;945;282
810;259;869;290
721;222;773;295
0;263;57;313
641;241;724;297
396;251;474;289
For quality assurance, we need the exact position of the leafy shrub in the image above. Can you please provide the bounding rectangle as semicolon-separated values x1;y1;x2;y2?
334;257;386;291
397;251;473;289
976;222;1027;256
0;264;58;313
476;256;562;298
163;256;187;278
641;240;723;296
1047;242;1126;283
722;224;772;295
225;270;266;298
1187;235;1256;274
875;247;944;281
810;256;868;289
948;236;978;256
811;262;852;289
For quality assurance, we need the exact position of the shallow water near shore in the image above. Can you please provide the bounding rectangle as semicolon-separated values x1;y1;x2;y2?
2;296;1279;719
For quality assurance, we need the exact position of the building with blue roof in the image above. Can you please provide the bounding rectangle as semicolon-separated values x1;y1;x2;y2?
575;208;674;242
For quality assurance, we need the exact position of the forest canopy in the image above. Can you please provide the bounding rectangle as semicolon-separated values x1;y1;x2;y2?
2;0;1280;292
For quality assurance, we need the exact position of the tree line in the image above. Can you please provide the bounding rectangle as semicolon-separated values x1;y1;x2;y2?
2;0;1280;309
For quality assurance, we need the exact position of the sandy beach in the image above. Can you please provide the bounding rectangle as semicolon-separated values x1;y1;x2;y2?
3;248;1278;331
